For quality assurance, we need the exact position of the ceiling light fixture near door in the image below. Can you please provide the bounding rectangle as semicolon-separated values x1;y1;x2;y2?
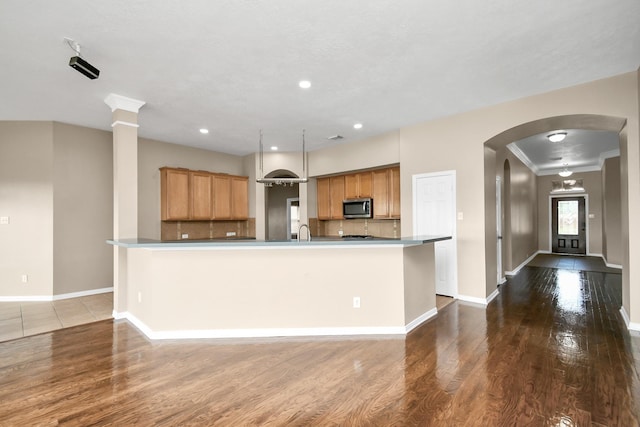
547;131;567;143
353;123;363;130
558;164;573;177
298;80;311;89
199;128;209;134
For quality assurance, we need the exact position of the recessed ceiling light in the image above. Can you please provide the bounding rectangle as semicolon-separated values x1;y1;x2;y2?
270;146;278;151
353;123;363;129
199;128;209;134
547;132;567;143
298;80;311;89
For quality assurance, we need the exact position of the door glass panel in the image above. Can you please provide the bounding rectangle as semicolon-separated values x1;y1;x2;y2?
558;200;578;235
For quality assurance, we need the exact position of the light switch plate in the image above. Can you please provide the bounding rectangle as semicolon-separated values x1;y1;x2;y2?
226;231;236;237
0;216;9;225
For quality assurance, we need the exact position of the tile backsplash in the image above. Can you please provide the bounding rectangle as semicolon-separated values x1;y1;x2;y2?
311;218;400;239
161;218;255;240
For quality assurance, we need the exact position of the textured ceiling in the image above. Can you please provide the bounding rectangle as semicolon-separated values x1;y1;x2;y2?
0;0;639;156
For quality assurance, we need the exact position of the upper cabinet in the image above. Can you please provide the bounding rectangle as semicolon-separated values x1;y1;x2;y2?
316;166;399;220
190;171;213;220
161;167;190;220
344;172;372;199
160;167;249;221
317;176;345;220
372;167;400;219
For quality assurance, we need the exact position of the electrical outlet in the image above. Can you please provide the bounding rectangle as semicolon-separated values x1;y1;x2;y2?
353;297;361;308
338;230;343;235
21;274;28;283
181;233;189;239
226;231;236;237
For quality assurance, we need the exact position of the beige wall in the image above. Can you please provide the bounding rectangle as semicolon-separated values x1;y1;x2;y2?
137;138;245;239
537;171;604;255
0;121;113;298
396;71;638;307
496;147;538;272
602;157;623;265
309;130;400;177
0;122;54;297
52;123;113;294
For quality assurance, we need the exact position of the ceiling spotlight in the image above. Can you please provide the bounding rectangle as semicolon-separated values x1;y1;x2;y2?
353;123;363;130
64;38;100;80
270;146;278;151
298;80;311;89
547;132;567;143
199;128;209;134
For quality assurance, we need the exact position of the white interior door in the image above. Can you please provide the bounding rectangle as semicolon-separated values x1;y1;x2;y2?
413;171;457;297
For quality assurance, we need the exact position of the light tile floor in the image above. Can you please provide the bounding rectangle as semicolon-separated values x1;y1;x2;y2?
0;292;113;342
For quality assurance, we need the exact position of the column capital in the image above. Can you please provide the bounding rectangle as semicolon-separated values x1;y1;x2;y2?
104;93;146;113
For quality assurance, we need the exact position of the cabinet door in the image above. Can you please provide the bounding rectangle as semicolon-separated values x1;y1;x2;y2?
190;171;212;220
344;174;359;199
317;178;331;220
213;175;232;219
372;169;389;218
358;172;373;198
329;176;345;219
231;176;248;219
161;168;190;220
389;167;400;218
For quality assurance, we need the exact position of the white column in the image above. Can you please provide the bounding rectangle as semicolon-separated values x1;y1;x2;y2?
105;93;145;316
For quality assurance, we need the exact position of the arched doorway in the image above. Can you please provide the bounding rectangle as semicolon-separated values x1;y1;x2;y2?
484;113;627;297
264;169;300;240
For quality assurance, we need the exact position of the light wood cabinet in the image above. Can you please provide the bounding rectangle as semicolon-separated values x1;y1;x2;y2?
190;171;213;220
372;167;400;219
389;167;400;218
161;167;190;220
330;176;345;219
231;176;249;219
316;176;345;220
317;166;400;220
317;177;331;220
344;172;372;199
160;167;248;221
212;175;232;219
372;169;389;219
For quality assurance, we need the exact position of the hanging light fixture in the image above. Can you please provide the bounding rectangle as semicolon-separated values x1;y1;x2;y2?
547;131;567;143
558;164;573;177
256;130;308;185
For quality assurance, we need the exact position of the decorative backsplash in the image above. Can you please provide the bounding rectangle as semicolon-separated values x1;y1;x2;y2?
161;218;255;240
310;218;400;239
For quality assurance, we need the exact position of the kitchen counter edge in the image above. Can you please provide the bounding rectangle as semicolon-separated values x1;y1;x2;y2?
106;236;451;250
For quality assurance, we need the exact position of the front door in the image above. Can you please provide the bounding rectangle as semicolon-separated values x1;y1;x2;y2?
551;196;586;255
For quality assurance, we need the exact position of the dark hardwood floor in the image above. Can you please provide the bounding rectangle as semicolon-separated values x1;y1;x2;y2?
0;257;638;425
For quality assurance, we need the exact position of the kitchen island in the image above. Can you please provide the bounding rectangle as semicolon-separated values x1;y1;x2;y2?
108;236;450;340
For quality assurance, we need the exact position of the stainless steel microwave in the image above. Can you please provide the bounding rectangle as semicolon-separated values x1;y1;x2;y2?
343;198;373;219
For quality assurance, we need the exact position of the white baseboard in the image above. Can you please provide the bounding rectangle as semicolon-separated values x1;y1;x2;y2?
457;288;499;306
405;308;438;333
620;306;640;332
52;287;113;301
505;251;542;277
119;311;433;340
498;276;507;285
0;287;113;302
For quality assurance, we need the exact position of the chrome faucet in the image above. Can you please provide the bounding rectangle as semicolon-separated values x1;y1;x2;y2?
297;223;311;242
